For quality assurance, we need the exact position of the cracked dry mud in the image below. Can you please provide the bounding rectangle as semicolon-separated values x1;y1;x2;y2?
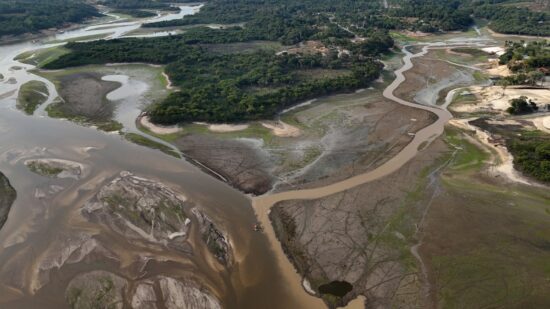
271;138;449;308
65;272;222;309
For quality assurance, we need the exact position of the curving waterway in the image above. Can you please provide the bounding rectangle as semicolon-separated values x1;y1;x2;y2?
249;42;495;308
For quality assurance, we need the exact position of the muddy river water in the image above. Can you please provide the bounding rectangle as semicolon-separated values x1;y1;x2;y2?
0;7;306;309
0;6;497;308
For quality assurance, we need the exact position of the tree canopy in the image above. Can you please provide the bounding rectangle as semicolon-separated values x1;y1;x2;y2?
0;0;101;37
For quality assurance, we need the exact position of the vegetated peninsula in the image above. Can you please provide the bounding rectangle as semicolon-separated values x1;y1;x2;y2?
43;0;407;125
0;0;101;37
44;26;393;124
101;0;181;18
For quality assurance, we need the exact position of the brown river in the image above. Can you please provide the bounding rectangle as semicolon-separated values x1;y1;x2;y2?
0;8;495;308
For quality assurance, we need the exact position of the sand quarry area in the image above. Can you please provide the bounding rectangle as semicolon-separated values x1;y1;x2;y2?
485;61;512;77
453;85;550;113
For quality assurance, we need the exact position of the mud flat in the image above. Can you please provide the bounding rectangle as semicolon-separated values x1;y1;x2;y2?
271;138;449;307
395;49;475;106
66;271;222;309
0;172;16;230
24;158;88;179
37;64;169;133
45;72;123;131
174;135;274;195
11;171;233;308
1;7;305;309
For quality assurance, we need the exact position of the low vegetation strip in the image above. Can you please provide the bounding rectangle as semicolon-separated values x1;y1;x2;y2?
100;0;178;11
111;9;157;18
0;172;16;230
17;81;49;115
124;133;180;158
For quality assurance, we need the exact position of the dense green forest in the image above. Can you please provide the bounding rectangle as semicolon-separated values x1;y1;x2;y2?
144;0;474;33
499;41;550;71
508;132;550;183
474;5;549;36
0;0;100;37
389;0;473;32
111;9;157;18
144;0;549;36
99;0;178;11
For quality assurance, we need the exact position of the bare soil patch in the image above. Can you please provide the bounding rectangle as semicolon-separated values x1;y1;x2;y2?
174;135;274;195
271;138;449;308
55;72;120;122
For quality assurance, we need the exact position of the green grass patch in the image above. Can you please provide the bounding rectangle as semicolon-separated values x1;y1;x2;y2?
473;70;489;82
451;47;490;58
389;31;419;43
15;46;70;68
27;161;63;177
46;33;113;44
124;133;180;158
444;128;489;171
17;80;48;115
450;90;477;105
46;101;123;133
